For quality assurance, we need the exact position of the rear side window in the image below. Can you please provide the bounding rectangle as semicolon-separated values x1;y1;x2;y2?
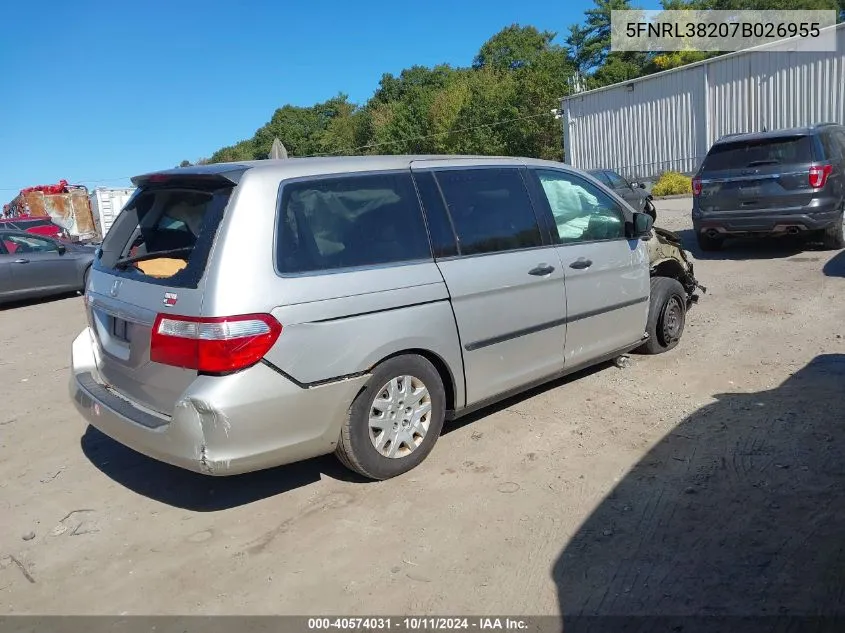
820;132;843;160
276;172;431;274
434;168;542;256
97;184;231;288
834;130;845;155
703;135;815;171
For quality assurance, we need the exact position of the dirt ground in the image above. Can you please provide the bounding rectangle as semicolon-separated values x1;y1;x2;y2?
2;197;845;617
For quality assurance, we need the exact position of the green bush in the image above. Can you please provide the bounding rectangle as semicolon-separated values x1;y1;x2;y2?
651;171;692;197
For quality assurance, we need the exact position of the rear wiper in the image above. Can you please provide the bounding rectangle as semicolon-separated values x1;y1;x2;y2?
114;247;193;269
746;159;780;167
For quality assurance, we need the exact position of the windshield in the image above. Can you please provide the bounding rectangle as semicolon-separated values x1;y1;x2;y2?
703;135;815;171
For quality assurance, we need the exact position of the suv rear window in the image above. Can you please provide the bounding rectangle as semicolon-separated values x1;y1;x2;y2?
276;172;431;274
703;135;815;171
96;184;231;288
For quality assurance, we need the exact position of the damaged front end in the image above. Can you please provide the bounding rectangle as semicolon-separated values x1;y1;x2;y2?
648;226;707;308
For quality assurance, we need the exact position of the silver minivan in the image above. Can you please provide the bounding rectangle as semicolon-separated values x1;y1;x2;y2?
70;156;684;480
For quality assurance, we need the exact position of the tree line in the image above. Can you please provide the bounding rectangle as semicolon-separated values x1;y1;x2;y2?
181;0;844;167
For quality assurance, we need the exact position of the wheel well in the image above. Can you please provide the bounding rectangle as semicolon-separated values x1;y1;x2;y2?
652;259;685;282
373;349;457;412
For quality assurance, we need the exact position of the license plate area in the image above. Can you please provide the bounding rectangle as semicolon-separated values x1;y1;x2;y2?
111;317;131;343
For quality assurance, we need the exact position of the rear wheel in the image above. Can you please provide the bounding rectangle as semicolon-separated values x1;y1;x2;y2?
638;277;687;355
821;207;845;250
696;231;723;252
336;354;446;480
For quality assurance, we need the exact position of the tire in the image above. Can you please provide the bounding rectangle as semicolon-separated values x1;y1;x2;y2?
81;266;91;293
822;207;845;250
335;354;446;480
638;277;687;355
696;231;723;252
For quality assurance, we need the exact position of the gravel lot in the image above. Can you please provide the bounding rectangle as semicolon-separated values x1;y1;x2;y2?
2;197;845;616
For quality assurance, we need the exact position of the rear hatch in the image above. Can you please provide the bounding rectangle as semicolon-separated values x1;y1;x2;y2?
698;134;819;214
86;172;238;415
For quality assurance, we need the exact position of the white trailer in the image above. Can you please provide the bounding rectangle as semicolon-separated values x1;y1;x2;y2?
89;187;135;239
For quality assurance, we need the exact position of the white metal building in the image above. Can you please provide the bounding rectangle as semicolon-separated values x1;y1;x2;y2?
89;187;135;238
560;23;845;181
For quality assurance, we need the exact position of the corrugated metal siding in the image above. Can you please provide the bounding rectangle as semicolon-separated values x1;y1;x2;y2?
562;24;845;181
90;187;135;238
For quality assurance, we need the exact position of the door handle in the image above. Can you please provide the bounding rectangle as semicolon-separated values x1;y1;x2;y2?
13;258;30;264
569;258;593;270
528;264;555;276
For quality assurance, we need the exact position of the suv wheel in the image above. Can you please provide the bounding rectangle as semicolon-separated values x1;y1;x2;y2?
638;277;687;355
336;354;446;480
696;231;723;252
822;207;845;250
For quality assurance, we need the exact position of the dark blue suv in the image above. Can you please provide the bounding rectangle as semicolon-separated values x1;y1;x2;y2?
692;124;845;251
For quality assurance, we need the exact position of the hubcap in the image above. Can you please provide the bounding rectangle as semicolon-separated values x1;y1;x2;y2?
662;296;684;343
368;375;432;459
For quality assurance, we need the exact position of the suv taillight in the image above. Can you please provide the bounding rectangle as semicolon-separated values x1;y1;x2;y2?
692;176;702;196
151;313;282;373
809;164;833;189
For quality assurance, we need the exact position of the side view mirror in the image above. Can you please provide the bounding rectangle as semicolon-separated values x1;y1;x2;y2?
56;243;67;255
632;212;654;239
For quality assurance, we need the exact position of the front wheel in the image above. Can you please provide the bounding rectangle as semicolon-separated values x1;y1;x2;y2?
637;277;687;355
335;354;446;480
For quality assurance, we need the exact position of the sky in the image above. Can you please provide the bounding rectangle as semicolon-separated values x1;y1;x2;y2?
0;0;655;198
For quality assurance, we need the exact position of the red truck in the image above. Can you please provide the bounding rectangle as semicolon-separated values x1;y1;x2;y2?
0;216;69;240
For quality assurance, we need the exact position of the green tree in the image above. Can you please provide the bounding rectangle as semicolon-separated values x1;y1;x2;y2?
472;24;557;70
209;139;256;163
567;0;648;88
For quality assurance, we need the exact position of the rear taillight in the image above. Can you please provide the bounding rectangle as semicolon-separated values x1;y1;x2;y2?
809;164;833;189
691;176;702;196
150;313;282;373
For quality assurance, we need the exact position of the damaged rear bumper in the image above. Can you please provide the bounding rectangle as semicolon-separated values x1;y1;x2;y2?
69;327;369;476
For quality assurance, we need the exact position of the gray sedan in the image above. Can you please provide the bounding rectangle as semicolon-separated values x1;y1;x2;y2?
0;230;95;305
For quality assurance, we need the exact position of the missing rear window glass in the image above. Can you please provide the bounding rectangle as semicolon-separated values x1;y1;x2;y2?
96;185;231;288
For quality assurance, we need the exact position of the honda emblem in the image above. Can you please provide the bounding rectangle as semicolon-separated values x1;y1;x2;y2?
109;279;122;297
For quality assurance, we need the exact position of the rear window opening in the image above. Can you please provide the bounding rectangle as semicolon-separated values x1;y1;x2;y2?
703;135;815;171
96;184;232;288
